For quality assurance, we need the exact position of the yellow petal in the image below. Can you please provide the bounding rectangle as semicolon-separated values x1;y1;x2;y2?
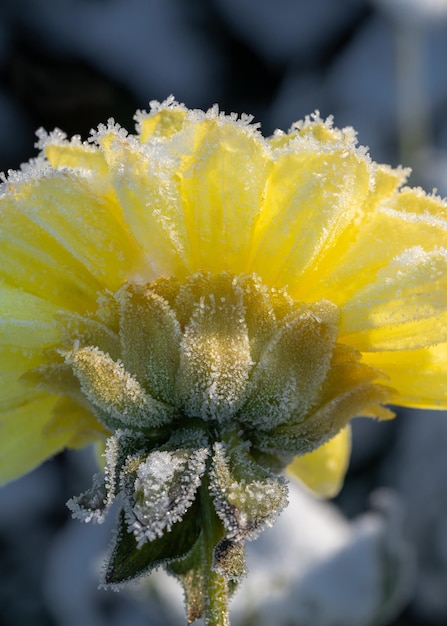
0;393;66;484
43;138;109;175
136;103;188;142
310;182;447;305
340;247;447;351
0;346;44;410
0;392;105;484
267;112;359;149
364;342;447;409
0;196;98;311
1;172;142;301
39;131;119;205
176;117;273;274
44;396;108;449
0;285;61;349
249;131;372;296
96;130;191;280
286;425;351;497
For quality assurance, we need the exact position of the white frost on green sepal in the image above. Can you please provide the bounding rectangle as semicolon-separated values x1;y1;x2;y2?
126;446;209;548
241;301;339;430
67;429;148;525
66;472;111;524
67;345;176;430
232;274;278;363
116;285;182;405
177;292;253;422
209;442;288;541
103;429;146;500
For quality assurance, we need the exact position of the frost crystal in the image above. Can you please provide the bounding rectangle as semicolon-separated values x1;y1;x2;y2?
67;472;110;523
128;446;208;548
210;442;288;541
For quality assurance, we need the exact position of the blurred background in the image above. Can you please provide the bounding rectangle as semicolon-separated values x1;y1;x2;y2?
1;0;447;625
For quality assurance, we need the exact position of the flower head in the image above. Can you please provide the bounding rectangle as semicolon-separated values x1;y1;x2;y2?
1;97;447;622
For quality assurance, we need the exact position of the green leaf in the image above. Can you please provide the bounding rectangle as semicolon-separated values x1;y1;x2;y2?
104;499;201;586
126;444;208;547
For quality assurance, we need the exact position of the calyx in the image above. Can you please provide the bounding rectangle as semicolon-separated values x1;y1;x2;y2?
37;272;390;621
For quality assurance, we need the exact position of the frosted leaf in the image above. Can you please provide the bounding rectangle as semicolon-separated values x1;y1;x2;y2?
210;442;288;541
116;284;181;405
104;502;201;588
177;290;253;422
233;275;278;363
67;472;110;524
126;445;208;548
67;345;176;430
253;366;392;457
103;429;146;501
62;432;138;531
241;300;339;430
65;434;129;527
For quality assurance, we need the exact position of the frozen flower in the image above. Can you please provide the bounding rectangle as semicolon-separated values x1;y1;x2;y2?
1;97;446;624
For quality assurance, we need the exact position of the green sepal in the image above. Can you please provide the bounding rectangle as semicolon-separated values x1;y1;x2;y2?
213;538;246;580
104;499;201;586
210;441;289;541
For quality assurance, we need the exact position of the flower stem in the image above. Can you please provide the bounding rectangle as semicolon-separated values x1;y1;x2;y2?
201;475;230;626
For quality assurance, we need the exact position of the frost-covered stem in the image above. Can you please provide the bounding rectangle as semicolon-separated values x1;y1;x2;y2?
201;474;230;626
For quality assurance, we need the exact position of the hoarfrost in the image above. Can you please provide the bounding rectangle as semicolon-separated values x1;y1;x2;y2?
128;447;208;548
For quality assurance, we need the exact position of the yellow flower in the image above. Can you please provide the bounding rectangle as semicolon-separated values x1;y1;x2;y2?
2;97;447;623
1;98;447;498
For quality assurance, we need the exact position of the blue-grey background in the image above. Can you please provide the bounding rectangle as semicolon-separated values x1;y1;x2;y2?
1;1;447;625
